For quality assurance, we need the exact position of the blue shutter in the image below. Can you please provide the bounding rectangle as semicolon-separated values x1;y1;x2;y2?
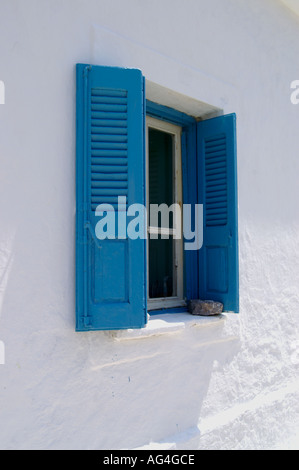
197;113;239;312
76;64;147;330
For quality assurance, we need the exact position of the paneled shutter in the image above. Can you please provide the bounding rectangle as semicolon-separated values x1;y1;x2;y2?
197;113;239;312
76;64;147;330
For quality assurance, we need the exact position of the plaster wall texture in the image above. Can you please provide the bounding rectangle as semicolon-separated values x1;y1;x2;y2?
0;0;298;450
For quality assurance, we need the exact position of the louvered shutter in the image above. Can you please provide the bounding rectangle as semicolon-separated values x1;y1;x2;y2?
197;113;239;312
76;64;147;330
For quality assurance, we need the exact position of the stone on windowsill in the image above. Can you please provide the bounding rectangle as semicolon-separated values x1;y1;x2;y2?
188;299;223;316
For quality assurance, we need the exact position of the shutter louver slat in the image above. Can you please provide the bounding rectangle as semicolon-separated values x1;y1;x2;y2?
204;134;228;227
90;88;128;212
92;119;127;127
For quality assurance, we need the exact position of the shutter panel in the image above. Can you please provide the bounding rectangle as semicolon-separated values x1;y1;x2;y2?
76;64;147;330
197;113;239;312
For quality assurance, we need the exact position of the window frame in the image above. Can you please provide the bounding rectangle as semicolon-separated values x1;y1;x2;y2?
146;116;185;311
146;100;200;315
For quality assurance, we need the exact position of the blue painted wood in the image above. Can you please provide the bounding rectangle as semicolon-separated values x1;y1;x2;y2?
146;100;195;126
150;307;188;316
181;124;199;301
197;113;239;313
76;64;147;330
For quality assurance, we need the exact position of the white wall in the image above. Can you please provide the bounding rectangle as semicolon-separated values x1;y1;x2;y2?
0;0;299;450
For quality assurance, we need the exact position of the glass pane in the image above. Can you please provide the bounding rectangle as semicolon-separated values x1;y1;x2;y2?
149;236;175;298
148;128;174;228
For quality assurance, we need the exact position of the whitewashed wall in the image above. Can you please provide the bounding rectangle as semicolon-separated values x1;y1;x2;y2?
0;0;299;450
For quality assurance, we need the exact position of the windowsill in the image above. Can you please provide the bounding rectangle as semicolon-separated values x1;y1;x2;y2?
108;310;237;342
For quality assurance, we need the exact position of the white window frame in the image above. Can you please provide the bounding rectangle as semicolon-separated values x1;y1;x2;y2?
146;116;186;311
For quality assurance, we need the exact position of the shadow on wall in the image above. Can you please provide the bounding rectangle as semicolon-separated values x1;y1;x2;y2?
87;317;241;450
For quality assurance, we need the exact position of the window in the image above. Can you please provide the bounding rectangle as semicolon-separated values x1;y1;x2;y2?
75;64;239;331
146;117;184;311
